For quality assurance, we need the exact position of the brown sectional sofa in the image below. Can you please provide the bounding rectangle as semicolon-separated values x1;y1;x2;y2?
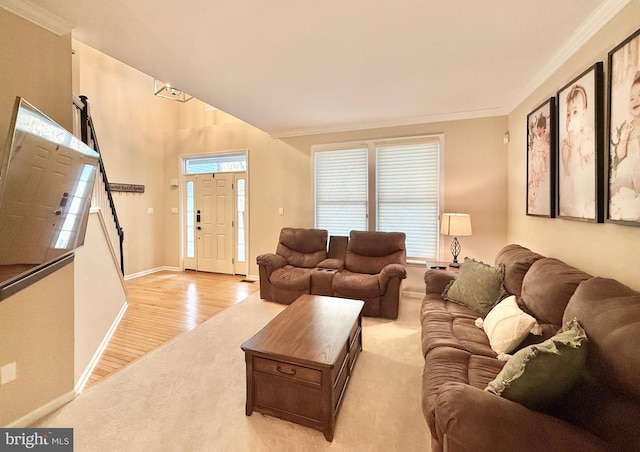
421;244;640;452
257;227;407;319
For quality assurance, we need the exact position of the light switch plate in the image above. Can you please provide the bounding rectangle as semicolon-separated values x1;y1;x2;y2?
1;362;16;385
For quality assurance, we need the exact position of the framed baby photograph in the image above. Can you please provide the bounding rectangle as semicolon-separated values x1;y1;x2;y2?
526;97;556;217
556;62;604;223
608;27;640;225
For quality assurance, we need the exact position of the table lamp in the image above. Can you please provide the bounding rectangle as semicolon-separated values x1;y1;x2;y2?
440;213;472;267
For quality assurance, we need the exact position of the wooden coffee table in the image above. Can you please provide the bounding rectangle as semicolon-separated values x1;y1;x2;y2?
241;294;364;441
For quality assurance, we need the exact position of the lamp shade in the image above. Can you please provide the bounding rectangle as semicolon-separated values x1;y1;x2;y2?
440;213;472;236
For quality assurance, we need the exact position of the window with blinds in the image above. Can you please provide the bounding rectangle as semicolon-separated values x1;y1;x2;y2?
314;148;368;236
313;136;441;261
377;140;440;259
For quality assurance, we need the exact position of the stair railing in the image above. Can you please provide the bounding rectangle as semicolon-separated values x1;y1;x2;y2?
73;95;125;275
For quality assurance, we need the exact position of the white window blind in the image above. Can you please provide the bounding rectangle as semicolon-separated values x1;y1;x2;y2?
314;136;441;260
314;148;368;236
377;141;440;259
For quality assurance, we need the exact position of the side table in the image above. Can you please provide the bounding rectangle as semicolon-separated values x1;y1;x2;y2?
425;260;460;274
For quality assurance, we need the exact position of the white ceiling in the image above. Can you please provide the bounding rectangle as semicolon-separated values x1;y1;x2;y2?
3;0;630;137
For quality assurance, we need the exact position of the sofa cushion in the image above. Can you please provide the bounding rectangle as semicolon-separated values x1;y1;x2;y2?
494;244;544;297
551;278;640;451
519;258;591;334
332;270;380;299
563;277;640;401
424;268;457;297
433;382;611;452
316;258;344;270
480;295;541;356
421;296;496;358
422;346;505;435
344;230;406;274
443;258;505;315
485;318;588;411
276;227;328;268
270;266;315;291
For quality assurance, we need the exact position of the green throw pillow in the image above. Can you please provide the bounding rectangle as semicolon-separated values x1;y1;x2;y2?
443;257;505;315
485;318;588;411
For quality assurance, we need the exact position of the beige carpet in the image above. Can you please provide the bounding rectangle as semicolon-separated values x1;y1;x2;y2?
35;293;431;451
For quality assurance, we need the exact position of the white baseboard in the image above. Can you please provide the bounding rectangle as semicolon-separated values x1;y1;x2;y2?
402;290;424;298
124;266;181;281
74;302;129;394
6;390;76;428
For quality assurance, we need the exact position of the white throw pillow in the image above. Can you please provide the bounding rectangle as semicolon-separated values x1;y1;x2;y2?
478;295;541;356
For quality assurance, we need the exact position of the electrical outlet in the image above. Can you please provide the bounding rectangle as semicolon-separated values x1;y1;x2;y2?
278;207;284;216
1;362;16;385
147;207;154;214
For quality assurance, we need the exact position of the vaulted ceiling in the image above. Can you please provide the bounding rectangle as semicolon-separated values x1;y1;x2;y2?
3;0;630;136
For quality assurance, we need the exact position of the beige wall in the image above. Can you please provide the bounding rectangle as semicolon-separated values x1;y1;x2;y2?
73;40;180;277
0;9;75;426
0;262;75;426
162;107;508;293
0;9;72;158
74;212;128;388
163;107;314;277
77;41;508;293
507;0;640;291
282;117;509;292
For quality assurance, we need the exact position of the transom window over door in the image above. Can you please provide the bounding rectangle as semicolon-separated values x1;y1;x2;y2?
313;136;441;261
185;153;246;174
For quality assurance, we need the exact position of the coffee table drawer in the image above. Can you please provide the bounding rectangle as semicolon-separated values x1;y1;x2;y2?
254;356;322;385
349;326;362;371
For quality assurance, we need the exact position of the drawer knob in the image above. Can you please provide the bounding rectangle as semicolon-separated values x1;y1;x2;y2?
276;365;297;376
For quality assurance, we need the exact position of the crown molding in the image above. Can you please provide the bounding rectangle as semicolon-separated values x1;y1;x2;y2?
271;1;631;139
270;107;509;139
0;0;72;35
508;0;631;113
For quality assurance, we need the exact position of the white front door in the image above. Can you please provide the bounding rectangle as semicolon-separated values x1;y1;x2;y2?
185;173;235;274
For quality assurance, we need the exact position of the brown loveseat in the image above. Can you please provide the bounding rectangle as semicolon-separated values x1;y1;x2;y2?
421;244;640;452
257;228;407;319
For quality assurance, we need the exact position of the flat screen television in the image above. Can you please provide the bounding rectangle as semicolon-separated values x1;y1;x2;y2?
0;97;100;297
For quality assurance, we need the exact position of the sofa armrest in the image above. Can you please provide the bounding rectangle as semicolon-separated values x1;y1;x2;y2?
256;253;287;277
424;269;456;295
379;263;407;286
434;382;608;452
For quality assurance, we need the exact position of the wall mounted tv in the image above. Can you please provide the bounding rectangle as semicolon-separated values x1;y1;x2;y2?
0;97;99;298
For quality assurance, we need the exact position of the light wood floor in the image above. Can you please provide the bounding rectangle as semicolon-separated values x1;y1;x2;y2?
83;270;259;391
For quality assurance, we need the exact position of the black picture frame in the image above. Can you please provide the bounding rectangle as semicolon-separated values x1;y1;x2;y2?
526;97;556;217
556;62;604;222
607;27;640;225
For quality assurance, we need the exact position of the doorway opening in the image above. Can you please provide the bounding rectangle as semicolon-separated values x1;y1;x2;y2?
181;152;248;276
